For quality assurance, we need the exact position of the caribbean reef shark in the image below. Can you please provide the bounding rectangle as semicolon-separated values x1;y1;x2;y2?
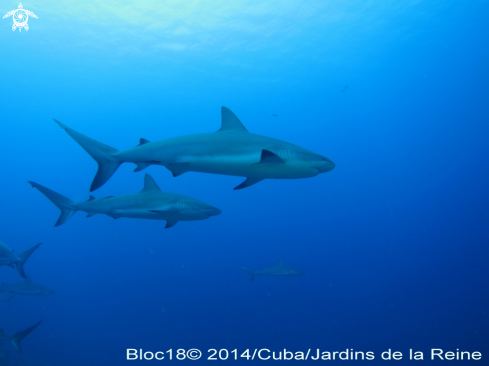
0;320;42;353
242;261;305;281
53;107;335;191
28;174;221;228
0;242;40;279
0;279;54;296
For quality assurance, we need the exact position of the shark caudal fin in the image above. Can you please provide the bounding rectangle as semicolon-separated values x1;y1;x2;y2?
241;267;256;281
15;243;41;279
10;320;43;353
54;120;121;191
28;181;77;226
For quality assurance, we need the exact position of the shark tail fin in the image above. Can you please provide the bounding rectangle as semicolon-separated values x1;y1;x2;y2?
15;243;41;279
241;267;255;281
10;320;43;353
53;119;121;191
28;181;77;226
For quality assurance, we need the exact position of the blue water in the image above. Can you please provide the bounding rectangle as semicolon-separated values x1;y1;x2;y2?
1;1;488;364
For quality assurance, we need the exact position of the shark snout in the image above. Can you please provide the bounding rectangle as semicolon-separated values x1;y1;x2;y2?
206;207;222;216
317;157;335;173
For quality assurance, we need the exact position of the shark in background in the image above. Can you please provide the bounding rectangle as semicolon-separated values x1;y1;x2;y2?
28;174;221;229
0;242;40;279
53;106;335;191
0;279;54;297
0;321;42;353
242;261;305;281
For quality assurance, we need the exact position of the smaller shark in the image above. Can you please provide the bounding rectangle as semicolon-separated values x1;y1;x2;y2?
0;279;54;297
341;84;349;93
242;261;305;281
0;320;42;353
0;242;41;279
28;174;222;229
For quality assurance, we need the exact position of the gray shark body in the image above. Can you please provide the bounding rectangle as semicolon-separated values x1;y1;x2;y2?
0;279;54;296
29;174;221;228
0;321;42;353
242;261;305;281
54;107;334;191
0;242;40;279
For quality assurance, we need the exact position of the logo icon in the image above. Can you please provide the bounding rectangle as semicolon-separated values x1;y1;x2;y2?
3;3;37;32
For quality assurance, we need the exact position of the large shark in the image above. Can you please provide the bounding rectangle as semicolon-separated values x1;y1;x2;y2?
242;261;305;281
0;242;40;279
53;107;335;191
0;320;42;353
0;279;54;296
28;174;221;228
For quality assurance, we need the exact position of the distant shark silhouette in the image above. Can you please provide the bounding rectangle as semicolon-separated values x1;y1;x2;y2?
0;242;40;279
0;320;42;353
242;261;305;281
0;279;54;297
341;84;349;93
53;107;334;191
28;174;221;228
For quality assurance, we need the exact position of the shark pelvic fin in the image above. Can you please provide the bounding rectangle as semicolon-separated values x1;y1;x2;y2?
141;174;161;192
233;177;264;190
165;219;178;229
217;107;248;133
86;212;97;218
254;149;285;165
11;320;43;353
165;163;189;177
137;138;150;146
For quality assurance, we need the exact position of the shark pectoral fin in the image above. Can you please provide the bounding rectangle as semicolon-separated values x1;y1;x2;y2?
134;163;151;172
165;220;178;229
136;138;150;147
253;149;285;165
165;163;189;177
233;177;264;190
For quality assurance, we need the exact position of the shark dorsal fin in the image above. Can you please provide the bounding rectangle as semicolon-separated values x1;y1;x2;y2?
141;174;161;192
217;107;248;133
87;195;96;201
137;138;150;147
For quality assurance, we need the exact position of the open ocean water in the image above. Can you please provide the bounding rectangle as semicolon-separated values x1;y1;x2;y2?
0;0;488;365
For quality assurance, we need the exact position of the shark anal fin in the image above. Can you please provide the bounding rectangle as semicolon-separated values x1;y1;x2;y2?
234;178;264;190
253;149;285;165
165;220;178;228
